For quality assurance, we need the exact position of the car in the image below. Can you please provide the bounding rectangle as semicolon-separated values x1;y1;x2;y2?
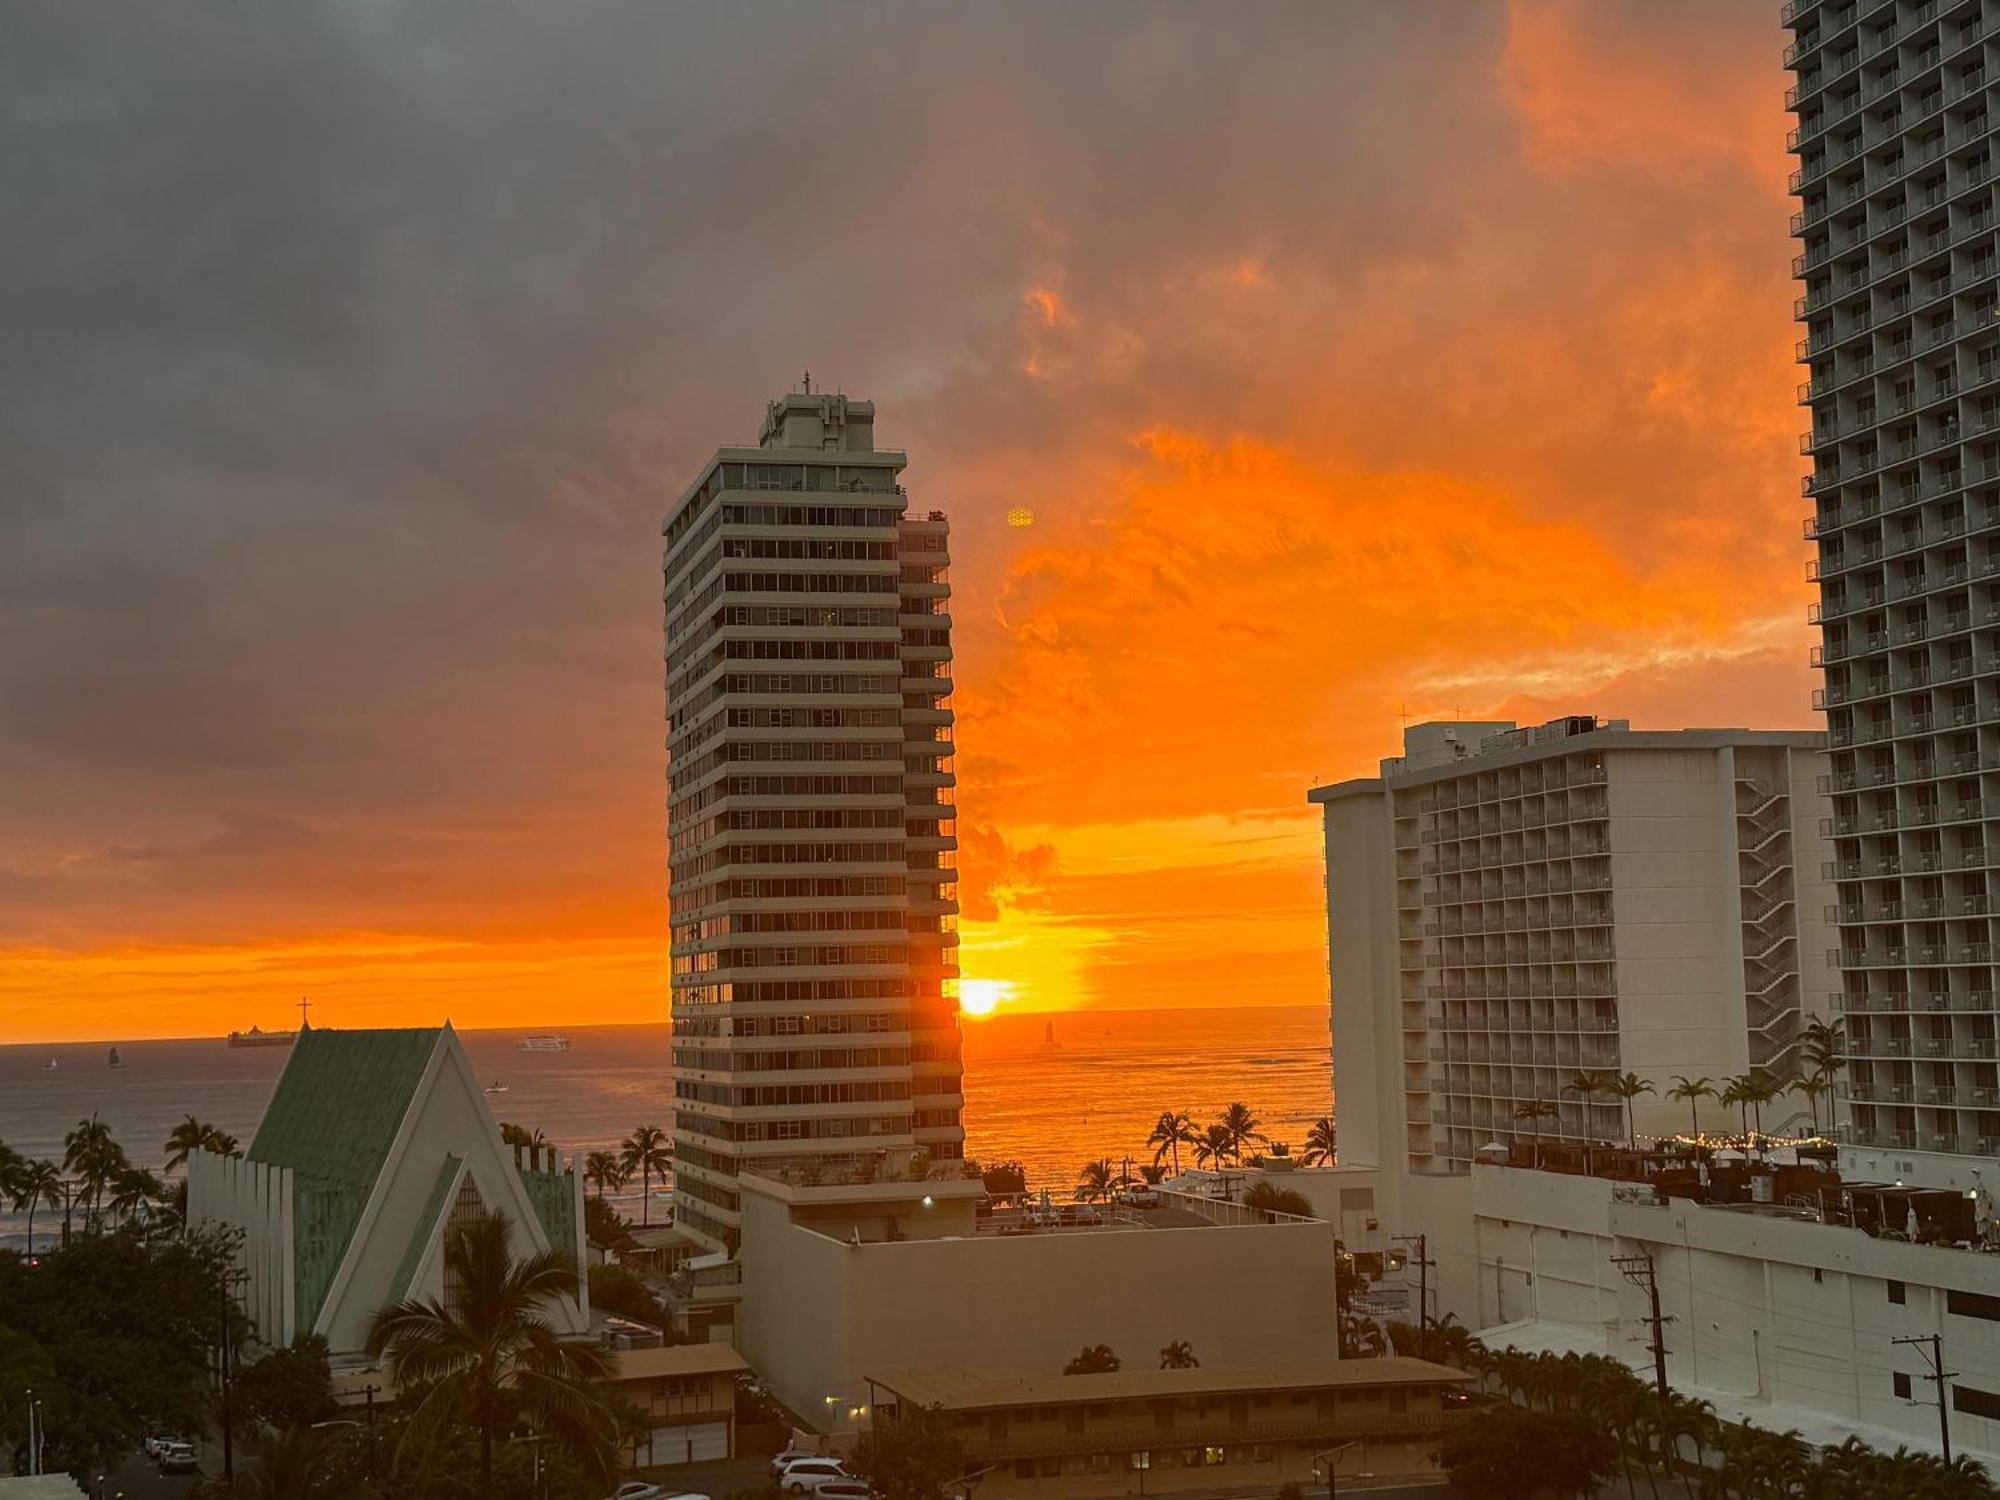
158;1441;199;1475
607;1484;667;1500
143;1434;179;1459
779;1458;853;1493
1116;1183;1161;1208
789;1475;870;1499
770;1448;832;1479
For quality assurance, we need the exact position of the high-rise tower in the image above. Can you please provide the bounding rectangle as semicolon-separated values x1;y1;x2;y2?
1788;0;2000;1163
663;391;963;1253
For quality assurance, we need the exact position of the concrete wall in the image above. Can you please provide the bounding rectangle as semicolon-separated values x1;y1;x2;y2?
738;1191;1343;1432
1321;785;1399;1188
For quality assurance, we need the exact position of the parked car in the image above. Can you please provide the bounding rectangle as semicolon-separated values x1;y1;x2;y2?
607;1484;667;1500
143;1434;180;1459
779;1459;855;1493
1118;1184;1161;1208
158;1441;199;1475
790;1474;872;1499
1057;1203;1103;1227
770;1448;836;1479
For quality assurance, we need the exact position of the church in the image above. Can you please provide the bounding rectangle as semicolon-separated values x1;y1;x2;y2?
188;1023;589;1355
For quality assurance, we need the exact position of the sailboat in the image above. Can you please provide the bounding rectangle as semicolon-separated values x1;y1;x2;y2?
43;1057;58;1071
108;1047;123;1069
1043;1019;1061;1051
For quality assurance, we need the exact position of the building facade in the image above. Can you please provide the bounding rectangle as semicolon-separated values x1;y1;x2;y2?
1311;717;1835;1191
663;392;963;1253
188;1025;589;1356
863;1362;1469;1500
1788;0;2000;1170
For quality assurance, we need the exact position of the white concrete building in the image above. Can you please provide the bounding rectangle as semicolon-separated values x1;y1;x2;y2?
663;391;963;1256
1310;716;1836;1204
730;1162;1344;1435
188;1024;589;1356
1788;0;2000;1182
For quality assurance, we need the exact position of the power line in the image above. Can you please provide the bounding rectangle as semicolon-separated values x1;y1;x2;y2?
1891;1334;1957;1464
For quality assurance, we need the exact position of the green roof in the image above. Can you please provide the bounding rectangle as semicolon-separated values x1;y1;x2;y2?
247;1026;442;1332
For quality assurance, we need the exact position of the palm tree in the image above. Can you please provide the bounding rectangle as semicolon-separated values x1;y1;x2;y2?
1075;1158;1116;1203
1146;1111;1197;1176
1191;1123;1235;1172
1564;1072;1609;1161
1513;1099;1559;1153
1158;1340;1198;1370
108;1164;165;1225
1604;1072;1655;1148
164;1115;238;1173
1789;1075;1834;1137
221;1422;362;1499
366;1212;618;1493
583;1151;624;1198
1062;1344;1120;1374
63;1113;126;1229
1666;1076;1716;1141
1741;1068;1780;1140
1801;1015;1846;1084
618;1124;672;1227
1217;1102;1264;1161
1720;1076;1752;1142
1301;1116;1336;1167
10;1159;62;1260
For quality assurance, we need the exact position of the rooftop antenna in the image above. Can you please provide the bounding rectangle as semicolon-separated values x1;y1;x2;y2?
1396;702;1413;731
803;369;812;395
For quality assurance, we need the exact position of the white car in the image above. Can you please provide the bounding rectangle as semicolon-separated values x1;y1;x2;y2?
143;1434;179;1459
770;1451;841;1480
158;1441;199;1475
779;1459;854;1494
607;1485;668;1500
789;1474;869;1499
1116;1183;1161;1208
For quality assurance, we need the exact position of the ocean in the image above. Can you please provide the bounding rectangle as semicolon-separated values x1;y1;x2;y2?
0;1005;1331;1248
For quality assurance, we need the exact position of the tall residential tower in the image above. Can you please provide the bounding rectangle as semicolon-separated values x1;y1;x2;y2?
1788;0;2000;1163
663;392;963;1253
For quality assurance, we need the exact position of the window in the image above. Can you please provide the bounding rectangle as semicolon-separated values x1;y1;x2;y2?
1955;1386;2000;1421
1203;1447;1226;1467
1888;1279;1907;1305
1949;1288;2000;1322
1895;1372;1913;1400
1129;1453;1151;1472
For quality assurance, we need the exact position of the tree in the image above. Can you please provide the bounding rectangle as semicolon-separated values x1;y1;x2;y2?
1564;1072;1609;1137
582;1150;624;1198
1720;1076;1752;1141
1666;1076;1716;1141
1740;1068;1781;1139
234;1337;338;1431
9;1157;63;1259
1800;1015;1846;1087
981;1160;1028;1198
1437;1404;1616;1500
1158;1340;1199;1369
1301;1116;1336;1167
1790;1075;1835;1137
365;1212;619;1494
63;1113;128;1229
204;1422;366;1499
1063;1344;1121;1374
1218;1102;1264;1160
165;1115;241;1173
618;1124;672;1228
849;1401;966;1500
1146;1111;1197;1176
1192;1123;1235;1171
1242;1182;1313;1218
0;1222;241;1470
1604;1072;1655;1148
582;1194;633;1252
1075;1158;1116;1203
588;1262;662;1329
498;1122;546;1153
1513;1099;1558;1151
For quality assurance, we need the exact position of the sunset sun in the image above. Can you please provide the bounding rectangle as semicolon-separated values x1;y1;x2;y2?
958;978;1015;1019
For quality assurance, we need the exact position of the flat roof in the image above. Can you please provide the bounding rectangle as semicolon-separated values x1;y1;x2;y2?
613;1343;752;1381
866;1359;1470;1410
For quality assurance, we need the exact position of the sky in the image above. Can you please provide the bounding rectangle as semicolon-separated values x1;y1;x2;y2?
0;1;1813;1043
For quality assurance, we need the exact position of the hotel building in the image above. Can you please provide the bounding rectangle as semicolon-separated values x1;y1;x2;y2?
1311;716;1835;1192
662;392;963;1253
1788;0;2000;1170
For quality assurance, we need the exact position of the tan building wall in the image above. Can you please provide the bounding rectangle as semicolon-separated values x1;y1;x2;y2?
736;1181;1344;1432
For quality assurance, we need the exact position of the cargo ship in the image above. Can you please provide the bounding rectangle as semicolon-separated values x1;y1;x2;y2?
227;1025;296;1049
518;1034;571;1052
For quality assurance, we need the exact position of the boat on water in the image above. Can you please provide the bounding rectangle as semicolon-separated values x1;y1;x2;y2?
108;1047;123;1069
483;1080;510;1095
1044;1019;1061;1050
43;1058;57;1071
518;1034;570;1052
227;1025;296;1049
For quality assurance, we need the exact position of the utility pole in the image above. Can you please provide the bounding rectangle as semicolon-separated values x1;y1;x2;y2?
1612;1252;1674;1401
1392;1234;1433;1339
218;1276;235;1482
1893;1333;1957;1463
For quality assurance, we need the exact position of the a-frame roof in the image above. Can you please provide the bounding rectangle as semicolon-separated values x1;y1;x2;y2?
249;1025;442;1186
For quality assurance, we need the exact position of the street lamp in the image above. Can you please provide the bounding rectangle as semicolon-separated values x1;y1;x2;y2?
1312;1441;1357;1500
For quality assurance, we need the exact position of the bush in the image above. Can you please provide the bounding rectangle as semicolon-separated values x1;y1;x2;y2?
1437;1405;1615;1500
1242;1182;1314;1218
589;1262;662;1328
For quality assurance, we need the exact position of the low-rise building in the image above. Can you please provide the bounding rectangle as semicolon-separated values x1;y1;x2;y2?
863;1360;1470;1499
733;1161;1344;1435
188;1024;589;1354
611;1343;751;1469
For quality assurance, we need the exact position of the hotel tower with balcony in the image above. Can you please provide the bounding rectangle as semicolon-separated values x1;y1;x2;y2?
662;391;963;1253
1788;0;2000;1161
1311;717;1833;1194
